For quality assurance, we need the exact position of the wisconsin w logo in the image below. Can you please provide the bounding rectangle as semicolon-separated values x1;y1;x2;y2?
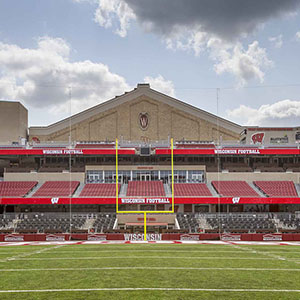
139;113;149;130
51;198;59;204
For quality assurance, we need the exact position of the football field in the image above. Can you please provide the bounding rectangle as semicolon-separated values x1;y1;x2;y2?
1;242;300;299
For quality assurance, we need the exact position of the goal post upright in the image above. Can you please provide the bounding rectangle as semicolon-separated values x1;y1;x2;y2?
116;138;119;213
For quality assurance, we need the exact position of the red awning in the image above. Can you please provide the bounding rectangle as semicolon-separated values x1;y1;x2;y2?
1;196;300;205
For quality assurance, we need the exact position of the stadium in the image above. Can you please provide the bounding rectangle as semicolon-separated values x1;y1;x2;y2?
1;84;300;298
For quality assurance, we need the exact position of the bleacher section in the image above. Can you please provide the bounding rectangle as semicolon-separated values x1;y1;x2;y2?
254;181;298;197
0;181;37;197
127;181;165;196
205;214;276;233
173;183;212;197
16;214;86;233
211;181;259;197
277;214;300;230
93;213;116;233
0;212;299;234
33;181;80;197
13;213;116;234
176;213;199;233
0;214;14;231
80;184;120;197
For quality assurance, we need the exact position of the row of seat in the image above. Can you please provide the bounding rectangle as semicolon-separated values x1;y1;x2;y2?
0;180;299;197
0;181;37;197
33;181;80;197
127;181;165;196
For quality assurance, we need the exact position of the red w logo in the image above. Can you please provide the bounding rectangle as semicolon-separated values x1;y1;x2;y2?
251;132;264;144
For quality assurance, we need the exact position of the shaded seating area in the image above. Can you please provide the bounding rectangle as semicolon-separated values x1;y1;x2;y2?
127;181;165;196
254;181;298;197
33;181;80;197
0;181;37;197
206;214;276;233
211;181;259;197
80;183;120;197
92;213;116;233
176;213;199;233
16;214;86;233
173;183;212;197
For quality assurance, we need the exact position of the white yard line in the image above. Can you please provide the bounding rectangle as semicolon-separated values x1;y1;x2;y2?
227;242;300;266
0;287;300;293
0;245;65;263
11;256;277;261
1;241;300;246
0;266;300;272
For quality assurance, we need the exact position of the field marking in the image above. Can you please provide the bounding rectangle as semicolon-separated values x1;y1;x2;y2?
32;249;300;254
1;266;300;272
0;245;65;263
1;287;300;293
1;241;300;246
227;242;300;265
10;256;278;261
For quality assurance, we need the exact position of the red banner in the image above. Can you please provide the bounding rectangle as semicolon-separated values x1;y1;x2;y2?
1;196;300;205
156;148;300;155
1;233;300;242
0;148;135;155
0;147;299;156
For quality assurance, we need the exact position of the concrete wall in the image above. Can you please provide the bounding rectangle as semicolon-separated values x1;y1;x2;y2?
206;172;300;183
4;172;85;183
85;165;206;171
0;101;28;144
118;213;176;224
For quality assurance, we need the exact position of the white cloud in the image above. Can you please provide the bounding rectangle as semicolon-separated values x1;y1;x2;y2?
208;39;273;86
269;34;283;48
226;99;300;126
0;36;130;115
144;75;175;97
296;31;300;41
93;0;136;37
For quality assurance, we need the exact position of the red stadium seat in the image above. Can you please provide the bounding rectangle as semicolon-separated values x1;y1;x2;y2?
211;181;259;197
0;181;37;197
80;184;121;197
173;183;212;197
33;181;80;197
127;181;165;196
254;181;298;197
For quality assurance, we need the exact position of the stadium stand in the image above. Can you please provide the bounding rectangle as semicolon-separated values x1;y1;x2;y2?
211;181;259;197
0;214;14;230
176;213;200;233
173;183;212;197
33;181;80;197
16;213;86;233
93;213;116;233
254;181;298;197
127;181;165;196
80;184;121;197
0;181;37;197
277;214;300;231
205;213;276;233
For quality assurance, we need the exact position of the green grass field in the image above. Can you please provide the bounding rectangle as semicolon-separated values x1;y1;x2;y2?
0;243;300;299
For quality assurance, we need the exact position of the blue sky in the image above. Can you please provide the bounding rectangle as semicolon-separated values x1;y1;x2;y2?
0;0;300;126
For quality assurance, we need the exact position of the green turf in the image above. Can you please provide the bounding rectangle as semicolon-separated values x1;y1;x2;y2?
0;243;300;299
